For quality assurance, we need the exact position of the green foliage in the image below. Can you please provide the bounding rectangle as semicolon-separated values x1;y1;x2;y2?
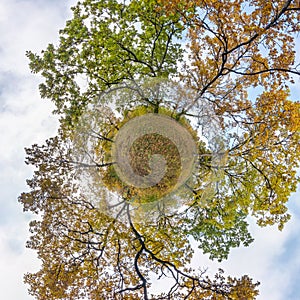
26;0;184;124
101;106;198;203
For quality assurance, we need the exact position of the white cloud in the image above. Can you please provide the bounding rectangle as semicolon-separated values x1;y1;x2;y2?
0;0;75;298
0;221;41;299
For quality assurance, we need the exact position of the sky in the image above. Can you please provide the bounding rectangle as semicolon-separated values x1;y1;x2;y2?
0;0;299;299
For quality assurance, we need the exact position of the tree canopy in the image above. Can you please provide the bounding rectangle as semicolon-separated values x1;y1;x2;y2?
20;0;300;299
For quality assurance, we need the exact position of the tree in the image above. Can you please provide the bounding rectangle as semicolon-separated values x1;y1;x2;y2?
21;0;300;299
20;130;259;299
26;0;185;124
156;0;300;230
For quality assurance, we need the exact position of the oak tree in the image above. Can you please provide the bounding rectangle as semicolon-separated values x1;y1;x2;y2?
20;129;259;299
21;0;300;299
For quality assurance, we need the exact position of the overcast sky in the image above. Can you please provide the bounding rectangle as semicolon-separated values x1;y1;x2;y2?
0;1;299;299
